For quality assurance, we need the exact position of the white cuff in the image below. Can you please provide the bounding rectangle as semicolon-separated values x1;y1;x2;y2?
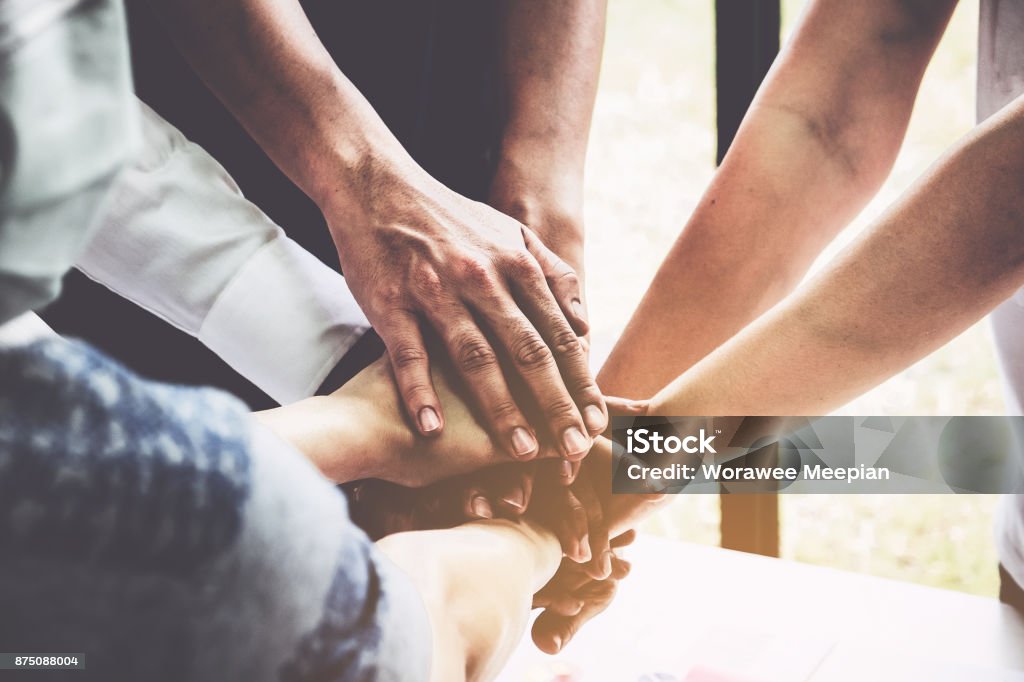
78;100;371;404
198;235;370;404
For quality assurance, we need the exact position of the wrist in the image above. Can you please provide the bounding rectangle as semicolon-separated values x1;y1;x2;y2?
255;393;389;483
489;157;585;269
451;519;561;590
323;361;416;483
307;106;433;233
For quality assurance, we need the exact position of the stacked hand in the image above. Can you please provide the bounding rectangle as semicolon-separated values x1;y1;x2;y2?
347;465;641;655
325;166;607;462
260;317;657;657
332;383;658;655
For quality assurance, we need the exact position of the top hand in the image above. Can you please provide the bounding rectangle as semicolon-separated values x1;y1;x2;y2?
323;165;606;461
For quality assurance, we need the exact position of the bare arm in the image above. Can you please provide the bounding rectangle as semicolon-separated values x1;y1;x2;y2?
147;0;607;462
590;94;1024;545
378;519;560;682
650;94;1024;417
599;0;958;398
489;0;607;273
580;94;1024;544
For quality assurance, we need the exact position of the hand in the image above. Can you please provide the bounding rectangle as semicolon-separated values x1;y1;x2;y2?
532;530;636;655
348;462;538;540
323;164;606;461
261;355;547;488
376;518;561;682
488;165;586;274
539;397;655;575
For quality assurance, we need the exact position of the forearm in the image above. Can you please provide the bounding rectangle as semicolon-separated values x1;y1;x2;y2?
598;0;956;398
649;95;1024;417
377;519;560;682
146;0;420;219
490;0;606;266
253;395;382;484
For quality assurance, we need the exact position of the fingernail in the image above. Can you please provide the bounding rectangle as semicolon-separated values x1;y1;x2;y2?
571;299;586;321
418;406;441;433
511;426;537;458
502;487;526;510
471;496;493;519
601;550;613;578
552;635;563;652
560;459;573;479
562;426;590;457
583;405;605;433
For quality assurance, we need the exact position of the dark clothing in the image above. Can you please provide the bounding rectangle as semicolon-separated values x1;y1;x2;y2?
1000;563;1024;616
43;1;503;408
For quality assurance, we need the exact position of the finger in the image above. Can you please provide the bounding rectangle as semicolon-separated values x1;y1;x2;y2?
574;476;611;579
348;481;413;539
533;559;592;607
578;334;591;356
409;479;487;528
554;488;591;563
609;556;632;580
461;486;494;520
423;304;540;461
610;529;638;549
532;581;617;655
521;227;589;336
504;253;608;439
543;592;585;617
562;459;581;486
377;309;444;437
476;462;536;516
495;465;535;516
604;396;650;417
469;285;594;460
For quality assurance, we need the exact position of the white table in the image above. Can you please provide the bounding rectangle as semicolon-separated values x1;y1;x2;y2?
499;537;1024;682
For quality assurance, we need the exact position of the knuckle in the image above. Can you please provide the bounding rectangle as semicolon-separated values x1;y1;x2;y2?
488;399;520;421
457;254;498;290
544;397;578;420
454;334;498;373
504;249;539;277
606;582;619;600
411;264;445;300
550;329;583;359
551;268;581;292
400;383;434;408
512;332;554;370
378;284;406;308
391;344;429;370
574;383;604;408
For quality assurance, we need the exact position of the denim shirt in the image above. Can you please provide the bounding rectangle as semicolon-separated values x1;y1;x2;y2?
0;337;430;681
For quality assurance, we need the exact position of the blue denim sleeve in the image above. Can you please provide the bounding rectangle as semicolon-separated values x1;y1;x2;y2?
0;338;430;682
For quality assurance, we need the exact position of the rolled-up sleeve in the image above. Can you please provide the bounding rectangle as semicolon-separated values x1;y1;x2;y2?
76;101;370;404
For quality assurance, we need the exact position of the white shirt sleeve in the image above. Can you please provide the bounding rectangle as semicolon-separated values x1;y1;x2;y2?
76;100;370;404
0;312;57;347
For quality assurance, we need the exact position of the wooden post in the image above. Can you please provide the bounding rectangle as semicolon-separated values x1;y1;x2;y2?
715;0;781;557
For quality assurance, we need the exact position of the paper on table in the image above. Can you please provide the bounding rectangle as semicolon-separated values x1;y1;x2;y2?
498;623;835;682
812;644;1024;682
678;626;835;682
